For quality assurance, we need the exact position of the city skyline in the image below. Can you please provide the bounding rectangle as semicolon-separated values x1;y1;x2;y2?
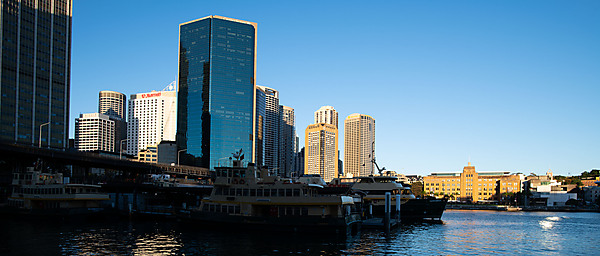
70;1;599;176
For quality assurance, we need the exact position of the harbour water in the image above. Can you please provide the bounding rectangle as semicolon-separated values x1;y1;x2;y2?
1;210;599;255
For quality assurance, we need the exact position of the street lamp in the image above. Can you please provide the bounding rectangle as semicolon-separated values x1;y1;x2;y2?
39;122;50;148
119;139;129;159
177;149;187;166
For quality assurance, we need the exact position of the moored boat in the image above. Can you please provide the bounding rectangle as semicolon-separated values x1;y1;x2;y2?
6;170;110;216
180;160;361;234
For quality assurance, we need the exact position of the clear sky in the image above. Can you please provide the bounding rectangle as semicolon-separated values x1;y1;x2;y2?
70;0;600;176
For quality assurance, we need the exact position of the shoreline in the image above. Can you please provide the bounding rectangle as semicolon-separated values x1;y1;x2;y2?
446;204;600;212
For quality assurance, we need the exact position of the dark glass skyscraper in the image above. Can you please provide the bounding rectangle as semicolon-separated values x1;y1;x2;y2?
177;15;256;169
0;0;72;148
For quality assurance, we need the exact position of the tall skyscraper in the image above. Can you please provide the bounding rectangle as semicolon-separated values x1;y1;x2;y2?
127;89;177;156
257;85;279;171
280;105;296;177
177;16;256;169
0;0;73;148
254;87;266;167
314;106;339;129
305;123;338;182
99;90;126;153
74;113;114;152
99;91;126;119
344;113;375;177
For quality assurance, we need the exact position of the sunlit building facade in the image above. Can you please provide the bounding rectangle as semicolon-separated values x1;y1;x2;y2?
99;90;126;153
127;90;177;156
74;113;114;152
305;123;338;182
343;113;375;177
177;15;256;169
314;106;338;129
423;163;523;203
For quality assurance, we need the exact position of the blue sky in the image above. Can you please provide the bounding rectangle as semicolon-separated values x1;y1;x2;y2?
70;0;600;176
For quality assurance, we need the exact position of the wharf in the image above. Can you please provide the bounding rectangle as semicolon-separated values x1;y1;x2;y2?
361;218;400;230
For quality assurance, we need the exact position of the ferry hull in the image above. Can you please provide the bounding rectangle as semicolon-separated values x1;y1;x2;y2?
370;198;447;222
181;211;361;234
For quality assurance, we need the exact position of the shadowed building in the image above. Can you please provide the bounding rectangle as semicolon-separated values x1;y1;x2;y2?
177;16;257;169
0;0;73;148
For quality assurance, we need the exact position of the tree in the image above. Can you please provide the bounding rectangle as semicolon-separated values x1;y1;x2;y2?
411;181;424;198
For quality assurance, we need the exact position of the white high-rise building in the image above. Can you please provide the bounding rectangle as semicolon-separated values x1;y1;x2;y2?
305;123;338;182
344;113;376;177
74;113;115;152
257;85;280;171
314;106;339;129
99;91;126;119
127;90;177;156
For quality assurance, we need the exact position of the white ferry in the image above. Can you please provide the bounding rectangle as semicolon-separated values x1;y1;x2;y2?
330;175;447;222
182;161;361;233
7;170;110;216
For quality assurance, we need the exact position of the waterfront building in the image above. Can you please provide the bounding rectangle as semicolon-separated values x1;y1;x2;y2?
177;15;256;169
314;106;338;129
126;89;177;156
74;113;115;152
280;105;296;177
257;85;280;172
583;186;600;205
524;172;578;206
99;91;126;153
423;163;523;203
343;113;375;177
581;177;600;187
136;141;177;164
0;0;73;148
305;123;338;182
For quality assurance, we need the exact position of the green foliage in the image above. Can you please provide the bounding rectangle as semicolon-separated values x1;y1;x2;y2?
581;169;600;178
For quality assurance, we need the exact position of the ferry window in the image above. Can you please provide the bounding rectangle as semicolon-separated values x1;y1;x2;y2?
243;189;249;196
278;189;284;197
240;171;246;178
293;189;300;197
228;205;234;213
286;189;292;197
215;187;222;195
236;189;242;196
257;189;264;197
271;189;278;196
202;204;208;211
235;205;240;214
221;205;227;213
302;189;308;196
302;207;308;215
250;189;256;196
233;170;240;178
222;188;229;196
263;189;269;196
209;204;215;212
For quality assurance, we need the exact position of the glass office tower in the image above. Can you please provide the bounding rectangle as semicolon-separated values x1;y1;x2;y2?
0;0;72;148
177;16;256;169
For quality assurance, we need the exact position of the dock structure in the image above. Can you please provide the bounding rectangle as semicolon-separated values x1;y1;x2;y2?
361;218;400;230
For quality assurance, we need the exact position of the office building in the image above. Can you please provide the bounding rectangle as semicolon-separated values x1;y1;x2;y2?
257;85;279;172
0;0;73;148
254;87;266;167
423;163;523;203
99;90;126;153
344;113;375;177
314;106;338;129
280;105;296;177
74;113;115;152
127;89;177;156
99;91;126;119
177;16;257;169
305;123;338;182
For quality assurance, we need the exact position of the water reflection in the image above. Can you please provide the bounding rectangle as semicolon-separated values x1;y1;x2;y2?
2;211;600;255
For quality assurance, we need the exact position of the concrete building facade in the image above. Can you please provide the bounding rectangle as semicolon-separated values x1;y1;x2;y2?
305;123;338;182
343;113;375;177
127;90;177;156
74;113;115;152
314;106;338;129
